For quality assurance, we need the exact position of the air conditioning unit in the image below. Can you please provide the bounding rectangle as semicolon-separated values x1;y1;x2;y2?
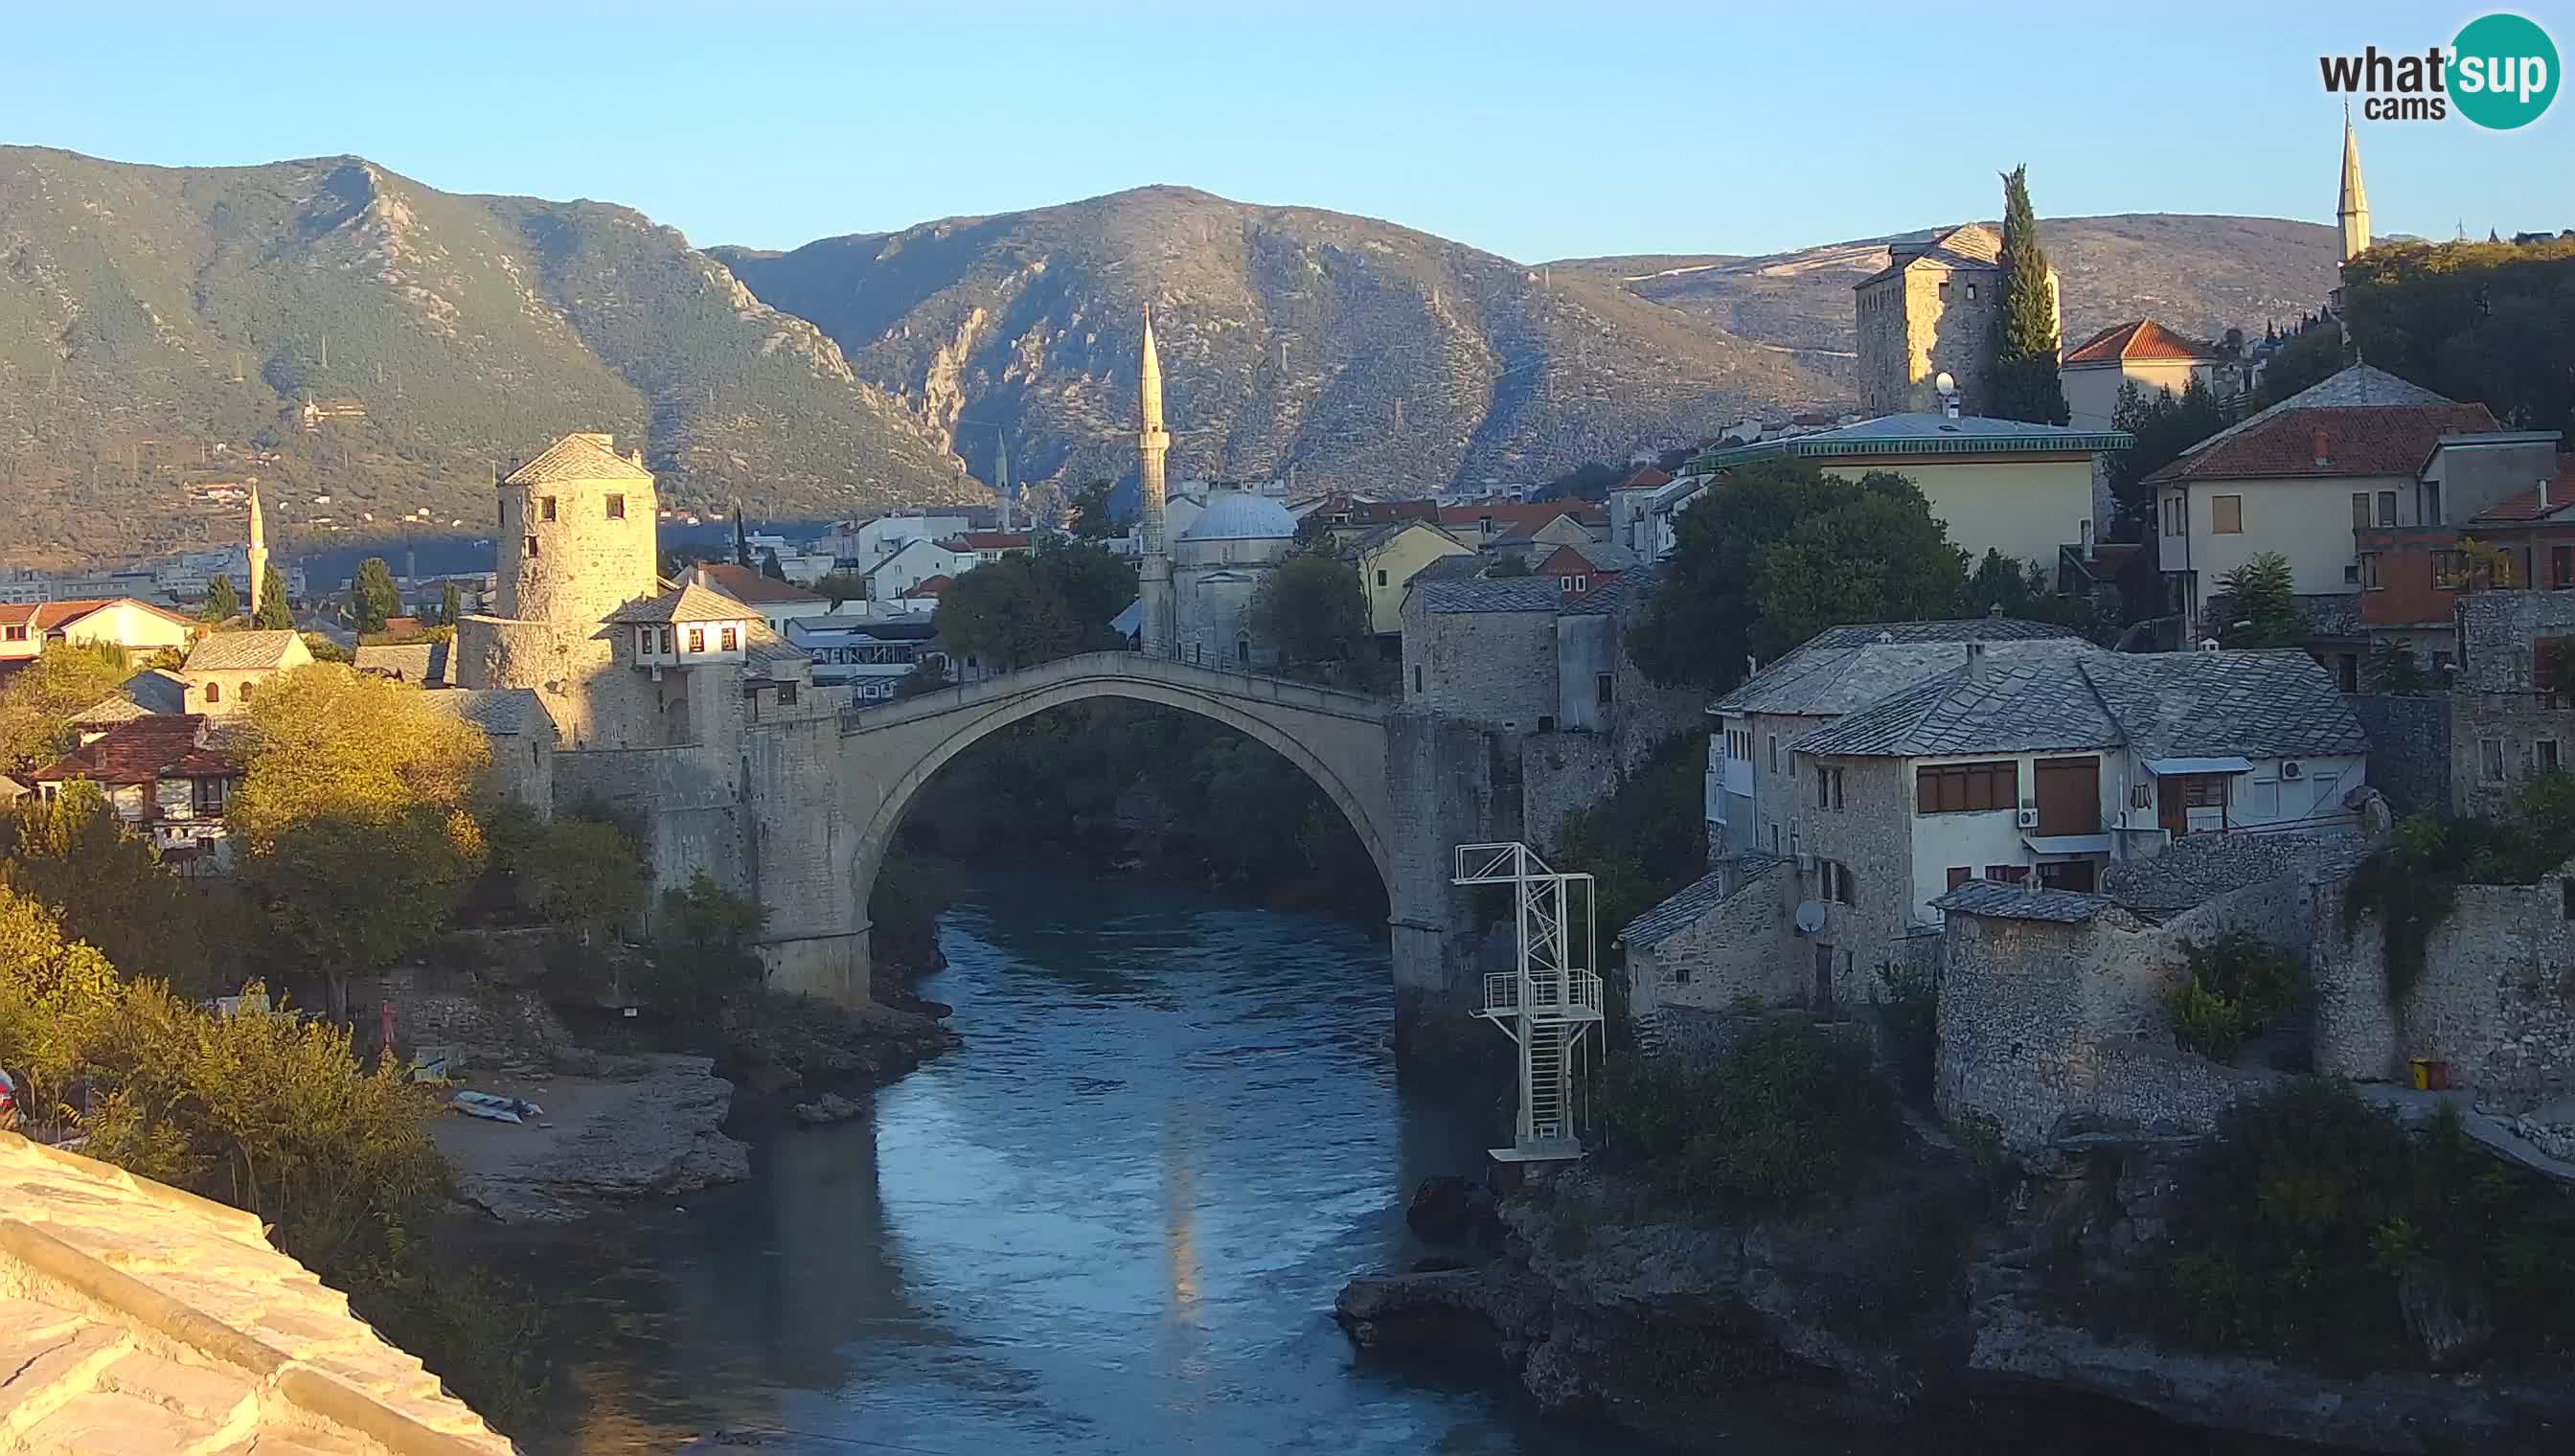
2016;807;2041;829
2281;761;2304;780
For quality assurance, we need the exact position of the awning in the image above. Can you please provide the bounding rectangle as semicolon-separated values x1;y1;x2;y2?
2022;833;2113;857
2142;756;2256;776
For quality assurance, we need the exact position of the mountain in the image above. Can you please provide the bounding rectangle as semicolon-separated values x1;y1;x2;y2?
0;148;970;570
1559;215;2343;388
709;185;1843;507
2;146;2345;573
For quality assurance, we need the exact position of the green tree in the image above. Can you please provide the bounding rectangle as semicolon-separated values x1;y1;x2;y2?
0;782;245;1001
648;872;766;1026
1993;165;2070;425
813;573;868;605
2108;375;2229;533
1248;554;1376;689
1558;734;1708;962
2363;639;2428;694
0;641;132;772
252;562;293;629
351;557;399;634
761;548;787;581
438;580;462;626
230;665;491;1020
2256;321;2347;407
201;573;240;623
2341;238;2575;438
895;657;952;698
2206;552;2301;647
1067;479;1119;540
934;542;1137;671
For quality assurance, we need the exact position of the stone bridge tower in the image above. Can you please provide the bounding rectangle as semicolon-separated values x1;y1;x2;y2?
456;432;663;747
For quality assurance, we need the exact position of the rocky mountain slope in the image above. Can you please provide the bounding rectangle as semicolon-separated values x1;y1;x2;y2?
2;145;2342;571
0;148;970;568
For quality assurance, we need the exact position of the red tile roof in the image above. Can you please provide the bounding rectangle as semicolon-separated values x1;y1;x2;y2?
2062;319;2216;367
950;533;1031;552
29;716;237;786
687;561;824;604
1437;501;1604;531
0;598;198;635
1617;466;1675;489
1351;499;1439;524
2467;457;2575;523
911;576;953;597
2144;403;2499;484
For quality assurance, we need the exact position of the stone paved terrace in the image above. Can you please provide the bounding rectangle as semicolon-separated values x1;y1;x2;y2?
0;1132;517;1454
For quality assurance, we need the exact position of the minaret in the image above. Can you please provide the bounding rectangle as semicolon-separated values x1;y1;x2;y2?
997;434;1014;535
1137;307;1174;657
244;482;269;620
2337;107;2371;264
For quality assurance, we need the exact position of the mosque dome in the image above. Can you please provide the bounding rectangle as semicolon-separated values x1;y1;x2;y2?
1177;490;1298;543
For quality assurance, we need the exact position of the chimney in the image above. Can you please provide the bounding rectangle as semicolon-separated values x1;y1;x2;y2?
1965;642;1988;678
1945;396;1962;421
2541;474;2551;511
2313;426;2332;468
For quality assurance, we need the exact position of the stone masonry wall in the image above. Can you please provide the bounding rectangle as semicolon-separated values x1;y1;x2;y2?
1628;860;1793;1030
1519;729;1619;854
2346;693;2451;816
552;742;743;901
1386;710;1516;1065
2313;869;2575;1104
1401;604;1559;728
1795;754;1918;1005
496;468;659;626
456;615;662;751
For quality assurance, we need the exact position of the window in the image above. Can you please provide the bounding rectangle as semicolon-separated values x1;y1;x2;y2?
1596;672;1614;708
1946;866;1971;891
687;627;705;653
1376;569;1388;587
1983;864;2030;885
1939;280;1951;301
1966;283;1978;302
1768;735;1780;773
606;494;626;520
2540;739;2561;774
2377;490;2398;527
719;626;739;651
1816;766;1831;808
1237;636;1250;665
659;626;674;653
2162;496;2183;536
2243;776;2279;818
2555;547;2574;590
1915;760;2018;813
204;681;220;704
2182;776;2228;808
1820;860;1857;904
2211;495;2243;535
1769;824;1780;853
2423;481;2443;525
1560;574;1588;593
2359;553;2381;589
778;682;799;707
638;627;653;656
239;682;253;701
2481;738;2507;783
192;778;227;817
1538;715;1556;733
2432;551;2472;590
541;496;558;522
1413;665;1424;694
2;626;24;643
2352;492;2372;531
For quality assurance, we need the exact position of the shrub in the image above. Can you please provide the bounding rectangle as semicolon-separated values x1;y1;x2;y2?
1874;963;1938;1105
2165;933;2299;1062
1600;1021;1901;1217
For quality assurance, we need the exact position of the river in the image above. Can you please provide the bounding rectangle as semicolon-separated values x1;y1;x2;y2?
513;875;1868;1456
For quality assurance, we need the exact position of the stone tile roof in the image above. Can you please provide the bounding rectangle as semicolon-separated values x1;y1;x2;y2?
2062;319;2217;367
0;1131;518;1454
425;688;547;739
1929;880;2114;922
1415;577;1579;615
1852;223;2004;287
353;642;451;685
181;628;303;672
65;694;156;730
685;561;824;605
1618;855;1781;948
504;432;650;486
2102;830;2375;918
68;671;188;729
2145;366;2491;484
1797;648;2367;761
1696;414;2131;469
29;716;236;785
603;581;756;626
1713;619;2085;717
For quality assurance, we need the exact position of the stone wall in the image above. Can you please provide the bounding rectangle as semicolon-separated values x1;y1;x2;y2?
1627;860;1794;1026
1794;754;1919;1004
496;458;658;626
353;947;576;1066
455;614;661;751
1934;875;2308;1149
2346;693;2450;816
2313;868;2575;1104
1401;603;1559;728
1519;729;1620;854
2450;590;2575;818
1857;262;2004;418
742;709;867;1002
552;741;743;901
1386;710;1517;1064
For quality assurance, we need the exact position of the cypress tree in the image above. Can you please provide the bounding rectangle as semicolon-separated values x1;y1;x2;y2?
252;564;293;629
1993;165;2069;425
352;557;399;634
201;573;239;623
439;580;462;626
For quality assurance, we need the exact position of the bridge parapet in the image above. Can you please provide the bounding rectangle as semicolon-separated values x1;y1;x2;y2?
840;649;1390;735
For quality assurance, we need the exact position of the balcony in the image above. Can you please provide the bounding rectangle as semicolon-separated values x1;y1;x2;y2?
1481;970;1605;1021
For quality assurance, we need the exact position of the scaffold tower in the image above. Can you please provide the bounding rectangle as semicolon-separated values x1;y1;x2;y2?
1453;842;1605;1161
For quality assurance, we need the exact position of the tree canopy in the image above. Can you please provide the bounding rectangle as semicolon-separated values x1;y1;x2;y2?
1630;461;1971;693
351;557;399;633
2206;551;2302;648
0;641;132;773
201;573;240;623
1993;166;2070;425
253;562;293;629
2108;375;2229;531
1248;554;1379;690
933;541;1136;671
1066;479;1120;541
2341;237;2575;440
0;782;248;1001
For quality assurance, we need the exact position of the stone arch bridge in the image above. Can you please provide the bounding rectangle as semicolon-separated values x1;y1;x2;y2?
741;650;1493;1060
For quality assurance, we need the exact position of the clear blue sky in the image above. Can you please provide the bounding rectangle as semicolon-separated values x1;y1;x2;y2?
7;1;2568;262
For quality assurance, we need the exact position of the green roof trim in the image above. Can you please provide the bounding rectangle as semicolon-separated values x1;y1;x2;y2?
1690;422;2134;471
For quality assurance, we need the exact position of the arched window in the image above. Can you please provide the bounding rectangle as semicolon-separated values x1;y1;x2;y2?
1236;635;1250;665
239;682;254;701
204;681;221;704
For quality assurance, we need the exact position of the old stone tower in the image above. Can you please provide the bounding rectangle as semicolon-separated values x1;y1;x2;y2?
456;432;663;747
1854;223;2059;418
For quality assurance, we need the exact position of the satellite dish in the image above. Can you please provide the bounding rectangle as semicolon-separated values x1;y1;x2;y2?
1934;371;1957;397
1794;902;1829;936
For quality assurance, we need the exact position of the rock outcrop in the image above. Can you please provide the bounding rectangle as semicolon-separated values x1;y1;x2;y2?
437;1054;752;1224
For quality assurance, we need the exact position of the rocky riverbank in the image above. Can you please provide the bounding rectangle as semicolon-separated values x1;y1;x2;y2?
433;1053;752;1224
1337;1137;2574;1454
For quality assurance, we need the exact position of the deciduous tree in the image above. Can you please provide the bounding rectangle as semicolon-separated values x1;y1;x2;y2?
1066;479;1119;541
0;782;244;1001
1248;554;1377;688
0;641;132;772
933;542;1136;671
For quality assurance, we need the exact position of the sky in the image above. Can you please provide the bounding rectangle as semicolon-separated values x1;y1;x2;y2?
7;2;2570;262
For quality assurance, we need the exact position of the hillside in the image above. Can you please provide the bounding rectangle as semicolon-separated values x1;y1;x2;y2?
1561;215;2342;388
0;148;972;569
708;186;1845;505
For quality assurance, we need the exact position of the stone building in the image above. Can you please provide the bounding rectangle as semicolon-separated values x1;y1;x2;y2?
1171;489;1298;670
175;627;312;716
2057;319;2221;432
1854;223;2058;419
427;687;557;820
2448;588;2575;817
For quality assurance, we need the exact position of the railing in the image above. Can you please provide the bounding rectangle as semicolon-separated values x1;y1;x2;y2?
1482;969;1605;1018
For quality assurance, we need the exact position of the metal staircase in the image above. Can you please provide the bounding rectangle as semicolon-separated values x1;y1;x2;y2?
1454;842;1606;1161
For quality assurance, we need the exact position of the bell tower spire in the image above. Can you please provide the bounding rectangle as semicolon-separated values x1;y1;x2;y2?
1137;307;1174;657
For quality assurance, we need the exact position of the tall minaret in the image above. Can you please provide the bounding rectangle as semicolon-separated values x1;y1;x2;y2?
2337;107;2371;264
1137;307;1174;657
244;482;269;620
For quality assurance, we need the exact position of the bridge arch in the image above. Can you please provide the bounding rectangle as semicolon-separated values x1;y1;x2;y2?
834;652;1395;986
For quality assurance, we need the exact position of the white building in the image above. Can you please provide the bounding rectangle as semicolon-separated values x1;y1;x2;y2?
863;537;978;604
